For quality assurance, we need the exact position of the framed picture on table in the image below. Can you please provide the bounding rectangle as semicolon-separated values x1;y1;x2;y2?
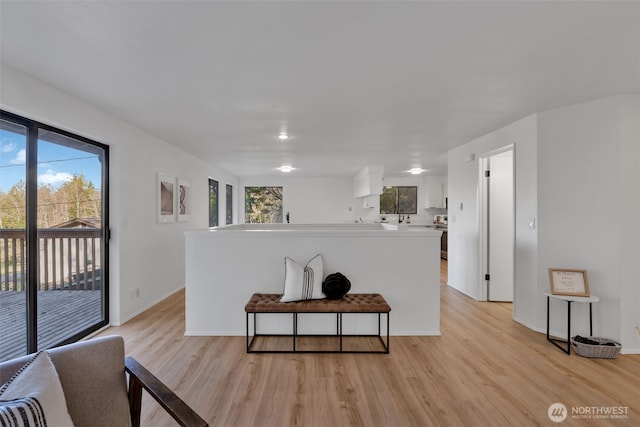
548;268;590;297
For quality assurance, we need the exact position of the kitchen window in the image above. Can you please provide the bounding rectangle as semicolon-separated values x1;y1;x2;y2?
380;186;417;215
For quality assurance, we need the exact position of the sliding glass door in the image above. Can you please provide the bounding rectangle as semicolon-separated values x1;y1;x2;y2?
0;111;109;361
0;119;28;360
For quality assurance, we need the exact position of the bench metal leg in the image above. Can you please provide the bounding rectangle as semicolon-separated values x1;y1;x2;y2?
339;313;343;352
375;313;390;354
246;310;390;354
293;313;297;352
386;313;390;353
246;312;256;353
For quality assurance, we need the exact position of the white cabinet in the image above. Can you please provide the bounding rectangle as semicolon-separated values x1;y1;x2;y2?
362;195;379;209
424;175;448;208
353;166;384;198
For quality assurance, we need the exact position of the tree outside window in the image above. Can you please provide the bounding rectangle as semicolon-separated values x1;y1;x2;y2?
244;187;283;223
380;186;417;215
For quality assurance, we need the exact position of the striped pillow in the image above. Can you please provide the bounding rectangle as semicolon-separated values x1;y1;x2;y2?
280;254;325;302
0;351;74;427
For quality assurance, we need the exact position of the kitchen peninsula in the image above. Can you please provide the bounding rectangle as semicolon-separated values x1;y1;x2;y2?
184;223;442;336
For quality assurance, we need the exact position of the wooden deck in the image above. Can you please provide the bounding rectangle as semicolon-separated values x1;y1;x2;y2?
0;290;102;361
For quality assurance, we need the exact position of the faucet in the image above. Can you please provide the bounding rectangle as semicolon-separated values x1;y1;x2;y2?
398;210;405;224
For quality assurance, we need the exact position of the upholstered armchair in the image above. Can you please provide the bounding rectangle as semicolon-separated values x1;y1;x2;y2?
0;335;208;427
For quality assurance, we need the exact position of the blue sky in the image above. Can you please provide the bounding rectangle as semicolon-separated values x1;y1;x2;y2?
0;129;102;193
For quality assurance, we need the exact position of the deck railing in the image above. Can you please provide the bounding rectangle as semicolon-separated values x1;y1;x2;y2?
0;228;102;292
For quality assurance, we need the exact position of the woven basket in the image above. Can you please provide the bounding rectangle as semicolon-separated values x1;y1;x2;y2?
571;336;622;359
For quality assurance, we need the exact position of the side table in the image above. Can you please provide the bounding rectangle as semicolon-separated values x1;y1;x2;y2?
544;292;600;355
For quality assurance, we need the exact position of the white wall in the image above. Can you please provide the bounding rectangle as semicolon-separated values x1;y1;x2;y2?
619;95;640;353
447;114;538;331
239;174;447;226
538;94;640;352
239;176;355;224
1;64;238;325
448;95;639;352
186;226;441;336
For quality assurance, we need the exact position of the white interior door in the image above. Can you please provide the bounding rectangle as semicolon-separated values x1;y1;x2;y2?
488;150;514;302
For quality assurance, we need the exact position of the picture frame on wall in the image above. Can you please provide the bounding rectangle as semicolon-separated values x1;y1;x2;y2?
548;268;590;297
158;172;176;223
178;179;191;222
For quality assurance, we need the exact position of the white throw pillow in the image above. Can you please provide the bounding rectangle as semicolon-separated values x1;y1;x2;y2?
0;351;75;427
280;254;325;302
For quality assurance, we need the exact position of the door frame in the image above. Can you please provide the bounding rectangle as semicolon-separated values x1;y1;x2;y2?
477;144;515;307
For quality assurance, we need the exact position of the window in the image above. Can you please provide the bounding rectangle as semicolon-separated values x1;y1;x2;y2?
226;184;233;225
0;110;109;361
380;186;417;215
209;179;218;227
244;187;283;223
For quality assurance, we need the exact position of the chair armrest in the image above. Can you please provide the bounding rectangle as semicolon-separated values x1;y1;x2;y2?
125;356;208;427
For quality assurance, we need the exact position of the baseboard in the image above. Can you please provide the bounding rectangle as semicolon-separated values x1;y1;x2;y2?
514;317;586;342
513;317;640;354
513;317;546;334
114;287;184;326
392;331;442;336
446;282;477;300
185;331;245;336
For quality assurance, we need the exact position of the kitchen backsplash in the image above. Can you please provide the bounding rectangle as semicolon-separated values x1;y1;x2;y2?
351;206;447;225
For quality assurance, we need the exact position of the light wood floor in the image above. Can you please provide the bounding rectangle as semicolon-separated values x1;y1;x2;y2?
98;261;640;426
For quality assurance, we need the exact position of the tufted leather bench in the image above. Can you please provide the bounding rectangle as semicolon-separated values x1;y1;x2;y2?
245;293;391;353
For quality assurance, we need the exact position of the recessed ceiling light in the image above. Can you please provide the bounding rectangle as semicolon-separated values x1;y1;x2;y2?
278;165;293;173
278;132;289;140
409;168;423;175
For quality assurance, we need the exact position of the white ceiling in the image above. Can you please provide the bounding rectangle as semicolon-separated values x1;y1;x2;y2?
1;1;639;178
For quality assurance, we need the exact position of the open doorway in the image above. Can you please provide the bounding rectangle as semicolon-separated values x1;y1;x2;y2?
479;146;514;303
